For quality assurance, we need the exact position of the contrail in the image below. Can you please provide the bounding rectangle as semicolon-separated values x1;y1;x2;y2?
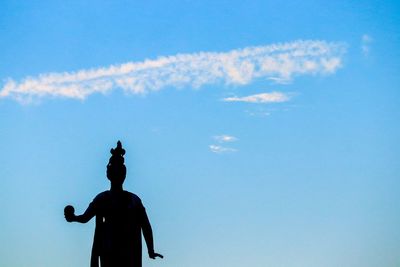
0;40;346;103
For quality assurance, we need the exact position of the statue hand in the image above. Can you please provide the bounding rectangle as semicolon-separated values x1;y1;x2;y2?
149;251;164;259
64;205;75;222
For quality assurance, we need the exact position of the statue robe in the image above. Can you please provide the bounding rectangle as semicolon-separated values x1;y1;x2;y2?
84;190;154;267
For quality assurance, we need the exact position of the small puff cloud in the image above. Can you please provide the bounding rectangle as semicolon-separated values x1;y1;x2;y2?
0;40;346;103
222;92;290;103
361;34;373;56
210;134;238;153
209;145;237;154
213;135;238;143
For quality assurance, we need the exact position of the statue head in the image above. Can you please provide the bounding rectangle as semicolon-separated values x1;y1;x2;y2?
106;141;127;185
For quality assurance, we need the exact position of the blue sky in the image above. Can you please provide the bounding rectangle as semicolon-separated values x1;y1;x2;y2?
0;1;399;266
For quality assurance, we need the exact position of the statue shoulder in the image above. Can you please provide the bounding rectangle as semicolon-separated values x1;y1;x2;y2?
124;191;143;204
93;191;111;201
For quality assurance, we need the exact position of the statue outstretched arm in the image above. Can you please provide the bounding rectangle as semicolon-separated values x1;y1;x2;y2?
64;203;96;223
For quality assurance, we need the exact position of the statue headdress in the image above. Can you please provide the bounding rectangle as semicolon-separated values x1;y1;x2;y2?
107;141;126;181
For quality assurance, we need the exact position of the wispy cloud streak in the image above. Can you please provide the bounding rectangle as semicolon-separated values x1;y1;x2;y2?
0;40;346;102
223;92;290;103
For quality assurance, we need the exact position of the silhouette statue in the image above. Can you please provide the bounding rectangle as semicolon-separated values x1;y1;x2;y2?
64;141;163;267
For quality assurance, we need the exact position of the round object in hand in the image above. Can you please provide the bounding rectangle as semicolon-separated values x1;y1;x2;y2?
64;205;75;215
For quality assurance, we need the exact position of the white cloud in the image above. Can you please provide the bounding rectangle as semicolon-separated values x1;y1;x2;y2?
213;135;238;143
0;40;346;103
209;145;237;154
223;92;290;103
361;34;373;55
210;135;238;153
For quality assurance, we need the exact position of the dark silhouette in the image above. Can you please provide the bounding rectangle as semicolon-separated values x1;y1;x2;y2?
65;141;163;267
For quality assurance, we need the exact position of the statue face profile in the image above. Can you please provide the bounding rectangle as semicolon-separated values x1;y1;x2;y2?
106;164;126;185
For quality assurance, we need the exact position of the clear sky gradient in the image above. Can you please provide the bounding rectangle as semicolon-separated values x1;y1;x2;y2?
0;1;399;267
